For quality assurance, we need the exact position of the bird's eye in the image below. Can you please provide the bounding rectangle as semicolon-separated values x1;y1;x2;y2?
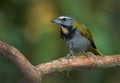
62;18;66;21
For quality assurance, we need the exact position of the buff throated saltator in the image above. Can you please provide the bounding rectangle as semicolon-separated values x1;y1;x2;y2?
52;16;102;57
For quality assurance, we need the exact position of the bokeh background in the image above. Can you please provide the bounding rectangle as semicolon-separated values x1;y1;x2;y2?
0;0;120;83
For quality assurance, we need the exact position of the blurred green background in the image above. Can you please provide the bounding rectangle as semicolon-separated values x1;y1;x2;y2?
0;0;120;83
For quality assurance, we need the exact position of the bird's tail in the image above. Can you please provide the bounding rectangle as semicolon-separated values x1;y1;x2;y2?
89;47;103;56
95;49;103;56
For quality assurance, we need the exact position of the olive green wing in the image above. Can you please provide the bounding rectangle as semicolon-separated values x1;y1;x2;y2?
78;24;97;49
78;24;103;55
73;21;103;55
73;20;96;49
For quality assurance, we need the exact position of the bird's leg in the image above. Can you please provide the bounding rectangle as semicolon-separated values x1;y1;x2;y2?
66;49;74;59
66;49;74;64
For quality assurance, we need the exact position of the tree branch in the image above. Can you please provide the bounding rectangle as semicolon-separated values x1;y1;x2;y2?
0;41;41;83
36;54;120;76
0;41;120;83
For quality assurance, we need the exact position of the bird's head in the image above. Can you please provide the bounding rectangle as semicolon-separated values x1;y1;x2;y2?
52;16;79;34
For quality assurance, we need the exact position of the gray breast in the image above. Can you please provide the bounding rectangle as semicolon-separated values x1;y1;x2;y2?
64;29;91;53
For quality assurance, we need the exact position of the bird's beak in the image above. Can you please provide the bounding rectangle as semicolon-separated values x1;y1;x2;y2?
51;18;59;23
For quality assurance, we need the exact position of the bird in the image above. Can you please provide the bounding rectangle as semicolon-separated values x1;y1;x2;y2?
51;16;102;57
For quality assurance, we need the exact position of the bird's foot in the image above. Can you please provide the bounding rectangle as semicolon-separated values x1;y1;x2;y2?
86;52;98;64
86;52;94;56
65;53;75;63
66;53;73;59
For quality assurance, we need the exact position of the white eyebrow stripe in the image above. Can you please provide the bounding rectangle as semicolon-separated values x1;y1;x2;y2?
59;16;68;19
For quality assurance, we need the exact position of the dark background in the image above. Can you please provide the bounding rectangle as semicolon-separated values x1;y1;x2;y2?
0;0;120;83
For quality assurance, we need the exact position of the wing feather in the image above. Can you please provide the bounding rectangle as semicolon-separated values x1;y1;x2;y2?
74;21;96;49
